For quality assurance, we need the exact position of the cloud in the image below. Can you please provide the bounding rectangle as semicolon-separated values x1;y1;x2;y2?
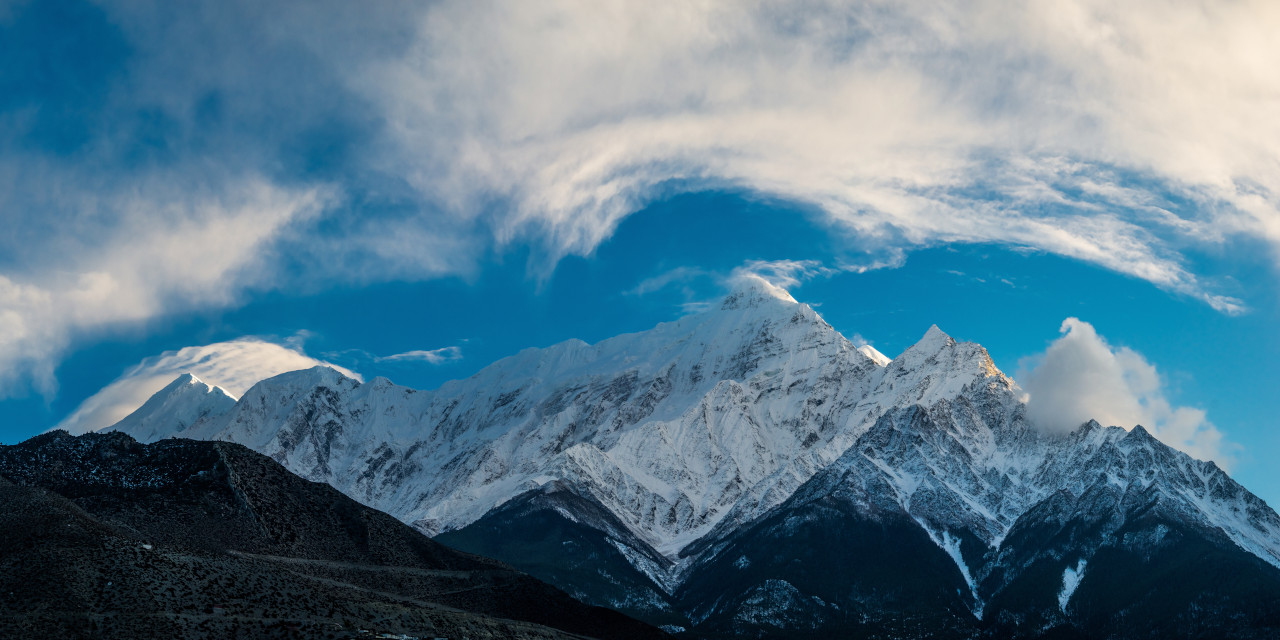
0;179;327;399
735;260;837;290
625;267;714;297
375;346;463;365
732;254;905;290
1020;318;1232;466
627;257;894;314
55;337;362;435
366;0;1272;309
5;0;1279;397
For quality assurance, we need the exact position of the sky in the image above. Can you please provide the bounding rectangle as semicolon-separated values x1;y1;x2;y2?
2;1;1279;504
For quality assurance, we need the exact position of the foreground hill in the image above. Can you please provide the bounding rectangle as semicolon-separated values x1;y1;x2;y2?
0;430;668;640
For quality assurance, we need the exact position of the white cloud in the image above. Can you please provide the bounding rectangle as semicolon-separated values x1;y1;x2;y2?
6;0;1280;399
732;255;904;290
626;267;714;297
0;178;327;399
55;337;362;435
733;260;836;290
1020;318;1232;466
376;346;463;365
358;0;1276;311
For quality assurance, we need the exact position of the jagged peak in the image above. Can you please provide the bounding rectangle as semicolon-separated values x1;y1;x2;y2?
891;325;958;364
1076;419;1104;434
884;324;1017;394
720;274;799;310
915;324;956;352
158;373;236;401
1123;424;1157;445
857;344;892;367
161;372;208;393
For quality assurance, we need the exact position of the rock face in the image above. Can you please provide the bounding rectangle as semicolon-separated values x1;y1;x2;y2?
111;278;1280;637
0;431;668;640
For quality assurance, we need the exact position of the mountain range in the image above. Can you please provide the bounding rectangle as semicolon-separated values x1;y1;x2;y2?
106;276;1280;638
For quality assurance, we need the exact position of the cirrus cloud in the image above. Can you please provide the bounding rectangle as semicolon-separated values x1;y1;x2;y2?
366;0;1274;312
55;336;362;435
4;0;1279;400
376;346;463;365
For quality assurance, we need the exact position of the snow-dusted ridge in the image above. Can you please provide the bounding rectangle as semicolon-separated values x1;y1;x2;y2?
109;373;237;445
109;279;1280;592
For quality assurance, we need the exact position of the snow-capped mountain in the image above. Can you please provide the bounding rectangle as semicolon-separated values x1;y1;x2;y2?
114;277;892;548
109;373;237;444
109;277;1280;637
111;277;1017;561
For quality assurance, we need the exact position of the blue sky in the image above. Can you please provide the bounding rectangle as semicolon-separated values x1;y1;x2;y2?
2;1;1279;505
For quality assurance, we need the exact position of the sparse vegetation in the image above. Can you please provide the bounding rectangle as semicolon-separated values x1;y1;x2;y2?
0;431;667;640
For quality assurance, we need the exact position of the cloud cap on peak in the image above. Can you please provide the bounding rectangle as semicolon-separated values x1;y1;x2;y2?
722;272;799;309
55;337;362;435
1020;317;1232;466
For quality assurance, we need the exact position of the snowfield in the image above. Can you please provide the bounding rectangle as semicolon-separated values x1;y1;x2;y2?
112;276;1280;597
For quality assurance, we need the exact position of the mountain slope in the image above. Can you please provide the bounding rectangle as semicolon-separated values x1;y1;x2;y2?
111;279;1018;560
109;373;236;444
674;406;1280;638
106;280;1280;637
0;430;668;640
437;483;685;626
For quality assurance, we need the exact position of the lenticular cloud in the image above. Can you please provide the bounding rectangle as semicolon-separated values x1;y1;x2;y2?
55;337;361;435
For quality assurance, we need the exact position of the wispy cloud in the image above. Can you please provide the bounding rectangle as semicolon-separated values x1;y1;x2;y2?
733;260;836;290
1019;318;1233;467
370;0;1272;313
375;346;463;365
733;255;904;290
625;267;714;297
3;0;1277;397
55;336;362;435
0;179;327;399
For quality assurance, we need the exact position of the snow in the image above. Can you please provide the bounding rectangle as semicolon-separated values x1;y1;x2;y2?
1058;559;1087;613
109;373;237;444
857;344;891;367
116;278;903;563
108;278;1280;591
919;524;983;619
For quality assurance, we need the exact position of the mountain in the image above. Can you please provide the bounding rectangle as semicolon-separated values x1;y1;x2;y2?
0;430;668;640
109;373;237;444
109;278;1280;637
674;408;1280;638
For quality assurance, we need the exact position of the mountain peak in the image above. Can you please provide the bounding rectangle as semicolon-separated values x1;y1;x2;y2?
857;344;892;367
921;323;953;345
897;324;957;360
720;274;798;310
1124;424;1158;445
110;372;238;443
254;365;358;391
154;372;235;401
